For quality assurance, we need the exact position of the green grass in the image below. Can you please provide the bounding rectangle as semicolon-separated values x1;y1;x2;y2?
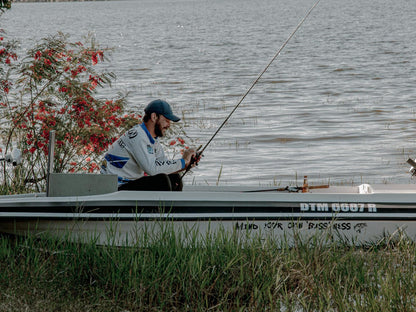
1;230;416;311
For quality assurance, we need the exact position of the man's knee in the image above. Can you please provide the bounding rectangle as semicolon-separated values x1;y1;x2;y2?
169;173;183;191
154;173;172;191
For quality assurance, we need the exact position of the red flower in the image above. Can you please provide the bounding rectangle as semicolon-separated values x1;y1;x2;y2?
34;51;42;60
91;55;98;65
90;80;98;90
44;59;52;66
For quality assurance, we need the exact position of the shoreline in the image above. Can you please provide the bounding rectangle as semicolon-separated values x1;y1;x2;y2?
1;230;414;311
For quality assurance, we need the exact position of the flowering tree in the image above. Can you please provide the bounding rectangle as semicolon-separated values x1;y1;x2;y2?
0;33;139;193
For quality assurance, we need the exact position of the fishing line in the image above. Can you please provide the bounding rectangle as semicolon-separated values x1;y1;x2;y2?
183;0;321;176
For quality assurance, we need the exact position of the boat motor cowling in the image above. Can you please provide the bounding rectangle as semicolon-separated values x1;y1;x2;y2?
0;148;22;166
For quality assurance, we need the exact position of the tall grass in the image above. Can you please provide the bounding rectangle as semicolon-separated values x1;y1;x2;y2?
1;229;416;311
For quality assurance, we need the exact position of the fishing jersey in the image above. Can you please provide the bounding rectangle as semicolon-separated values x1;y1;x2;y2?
100;123;185;186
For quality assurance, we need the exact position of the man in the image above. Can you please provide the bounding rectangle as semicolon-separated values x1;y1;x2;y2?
101;99;197;191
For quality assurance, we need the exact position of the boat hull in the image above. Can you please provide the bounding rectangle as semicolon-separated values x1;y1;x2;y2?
1;218;414;246
2;185;416;245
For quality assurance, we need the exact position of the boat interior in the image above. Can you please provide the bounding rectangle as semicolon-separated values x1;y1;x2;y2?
2;172;416;201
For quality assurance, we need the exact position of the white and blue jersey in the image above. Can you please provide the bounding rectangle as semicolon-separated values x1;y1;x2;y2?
101;123;185;186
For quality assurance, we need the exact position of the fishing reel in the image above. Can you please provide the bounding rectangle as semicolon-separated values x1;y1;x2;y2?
191;151;203;166
407;158;416;178
180;148;203;180
0;148;22;166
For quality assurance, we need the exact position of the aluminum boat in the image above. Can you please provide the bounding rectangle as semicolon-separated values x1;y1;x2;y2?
1;173;416;245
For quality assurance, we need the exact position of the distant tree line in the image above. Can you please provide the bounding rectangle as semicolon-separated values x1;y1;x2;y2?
1;0;11;11
11;0;103;2
4;0;100;3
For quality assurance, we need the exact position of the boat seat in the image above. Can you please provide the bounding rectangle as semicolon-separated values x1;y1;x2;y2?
47;173;118;197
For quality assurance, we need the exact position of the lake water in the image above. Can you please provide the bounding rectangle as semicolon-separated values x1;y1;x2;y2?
2;0;416;186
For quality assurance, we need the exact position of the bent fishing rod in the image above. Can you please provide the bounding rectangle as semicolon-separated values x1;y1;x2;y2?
182;0;321;177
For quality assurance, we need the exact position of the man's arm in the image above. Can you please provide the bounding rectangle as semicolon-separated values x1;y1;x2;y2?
127;135;184;176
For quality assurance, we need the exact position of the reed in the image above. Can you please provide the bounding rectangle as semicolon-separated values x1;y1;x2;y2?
1;229;416;311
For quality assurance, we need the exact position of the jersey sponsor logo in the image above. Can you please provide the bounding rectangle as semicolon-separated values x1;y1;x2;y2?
155;160;178;166
118;139;126;148
127;129;138;139
104;154;130;169
147;145;154;154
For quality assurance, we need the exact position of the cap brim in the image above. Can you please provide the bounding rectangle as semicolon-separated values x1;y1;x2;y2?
164;114;180;122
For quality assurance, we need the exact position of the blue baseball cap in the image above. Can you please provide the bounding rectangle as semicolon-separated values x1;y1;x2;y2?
144;99;180;122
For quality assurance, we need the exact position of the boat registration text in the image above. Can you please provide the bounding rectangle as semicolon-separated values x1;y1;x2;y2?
300;203;377;213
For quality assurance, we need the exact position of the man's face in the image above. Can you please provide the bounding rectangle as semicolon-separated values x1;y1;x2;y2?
155;114;171;137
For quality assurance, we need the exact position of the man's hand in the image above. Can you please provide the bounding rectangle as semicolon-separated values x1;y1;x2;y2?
182;149;201;169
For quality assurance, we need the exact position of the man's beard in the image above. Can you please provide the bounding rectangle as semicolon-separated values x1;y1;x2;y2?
155;120;165;137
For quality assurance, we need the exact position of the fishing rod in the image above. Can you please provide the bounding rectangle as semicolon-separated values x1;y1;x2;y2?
183;0;321;175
